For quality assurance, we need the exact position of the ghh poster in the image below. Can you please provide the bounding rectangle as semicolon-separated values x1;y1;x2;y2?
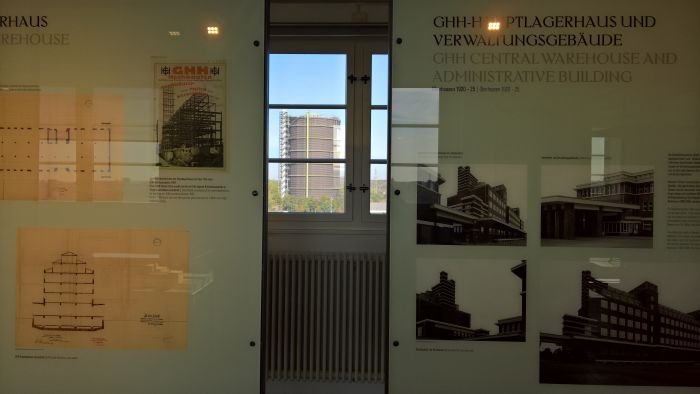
155;63;225;168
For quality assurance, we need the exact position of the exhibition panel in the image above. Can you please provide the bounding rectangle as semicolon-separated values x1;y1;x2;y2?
389;0;700;392
0;1;264;393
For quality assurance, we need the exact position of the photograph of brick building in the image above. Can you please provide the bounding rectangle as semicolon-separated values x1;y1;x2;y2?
417;165;526;245
416;260;526;342
539;261;700;386
541;167;654;247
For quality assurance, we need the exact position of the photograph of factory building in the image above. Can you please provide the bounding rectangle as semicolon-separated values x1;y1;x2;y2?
539;261;700;386
541;165;654;247
417;165;527;245
416;260;526;342
156;63;225;168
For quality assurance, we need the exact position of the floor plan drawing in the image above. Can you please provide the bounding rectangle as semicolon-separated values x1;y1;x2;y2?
0;92;124;201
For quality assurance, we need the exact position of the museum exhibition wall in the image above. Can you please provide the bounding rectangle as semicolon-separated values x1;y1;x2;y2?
0;1;264;393
2;0;700;393
389;0;700;393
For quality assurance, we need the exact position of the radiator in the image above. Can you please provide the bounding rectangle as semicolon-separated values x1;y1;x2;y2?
264;253;386;383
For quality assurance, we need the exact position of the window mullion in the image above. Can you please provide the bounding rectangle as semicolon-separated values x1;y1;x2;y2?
350;44;366;224
359;45;373;222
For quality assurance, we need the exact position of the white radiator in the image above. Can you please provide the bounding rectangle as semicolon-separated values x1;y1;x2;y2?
265;253;386;383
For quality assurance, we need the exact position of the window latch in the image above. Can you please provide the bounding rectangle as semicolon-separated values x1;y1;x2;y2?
346;183;357;192
361;75;371;84
359;184;369;193
348;74;357;84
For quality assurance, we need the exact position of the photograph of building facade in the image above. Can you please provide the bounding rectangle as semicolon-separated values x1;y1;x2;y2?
541;169;654;247
540;270;700;386
279;110;343;199
417;166;526;245
416;261;526;342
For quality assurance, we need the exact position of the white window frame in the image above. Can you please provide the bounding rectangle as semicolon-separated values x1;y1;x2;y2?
267;36;388;232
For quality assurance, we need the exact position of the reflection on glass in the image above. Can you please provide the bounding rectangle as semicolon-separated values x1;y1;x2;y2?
591;137;605;182
16;228;189;349
370;164;387;214
269;54;347;105
268;109;345;159
391;127;439;165
371;54;389;106
392;88;439;125
371;110;387;160
268;163;345;213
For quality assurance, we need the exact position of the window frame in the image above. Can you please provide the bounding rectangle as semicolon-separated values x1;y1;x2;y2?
266;36;389;230
267;39;356;222
362;49;390;223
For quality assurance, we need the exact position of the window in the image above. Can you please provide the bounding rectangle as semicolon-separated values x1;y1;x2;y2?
368;54;389;216
266;39;388;225
268;53;349;215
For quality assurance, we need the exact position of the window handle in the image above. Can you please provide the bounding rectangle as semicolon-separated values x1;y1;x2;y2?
346;183;357;192
361;75;371;84
359;184;369;193
348;74;357;84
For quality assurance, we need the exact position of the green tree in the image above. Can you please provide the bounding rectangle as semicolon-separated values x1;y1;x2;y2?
268;180;281;211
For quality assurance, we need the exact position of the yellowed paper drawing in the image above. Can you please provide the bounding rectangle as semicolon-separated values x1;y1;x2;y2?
0;92;124;201
16;228;189;350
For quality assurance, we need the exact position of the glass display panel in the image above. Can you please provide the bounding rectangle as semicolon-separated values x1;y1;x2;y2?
390;0;700;393
0;1;264;393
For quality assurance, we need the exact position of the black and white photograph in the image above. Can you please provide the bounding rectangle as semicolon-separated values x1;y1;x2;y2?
539;260;700;386
416;259;526;342
541;164;654;248
155;63;225;168
417;164;527;245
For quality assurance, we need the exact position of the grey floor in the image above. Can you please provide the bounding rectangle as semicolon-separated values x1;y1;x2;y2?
266;381;384;394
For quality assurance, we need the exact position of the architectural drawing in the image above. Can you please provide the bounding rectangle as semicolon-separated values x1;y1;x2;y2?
0;92;124;201
32;252;105;332
17;228;190;350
